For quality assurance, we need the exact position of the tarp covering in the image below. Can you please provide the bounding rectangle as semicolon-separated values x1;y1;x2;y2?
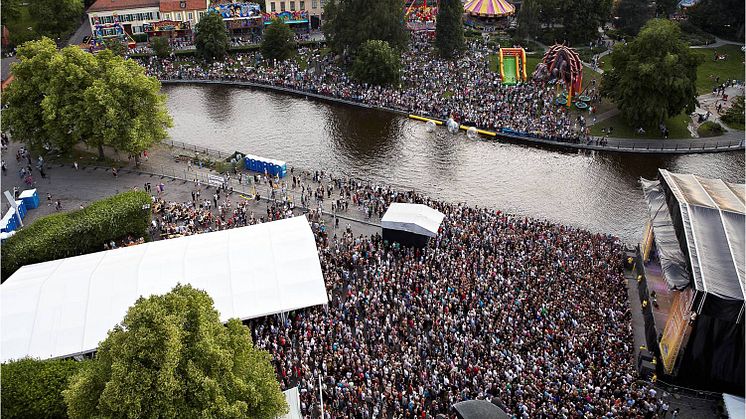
280;387;302;419
452;400;510;419
463;0;515;17
381;203;445;238
0;216;327;363
659;169;745;301
723;393;745;418
641;178;691;290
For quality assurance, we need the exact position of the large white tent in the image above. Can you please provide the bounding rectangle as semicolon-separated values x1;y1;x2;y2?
1;216;327;363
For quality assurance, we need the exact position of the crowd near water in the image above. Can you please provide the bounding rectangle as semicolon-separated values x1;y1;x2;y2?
138;34;595;144
143;170;665;418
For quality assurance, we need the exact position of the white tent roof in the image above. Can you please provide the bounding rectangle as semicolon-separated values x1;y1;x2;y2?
280;387;302;419
659;169;745;301
381;203;445;237
723;393;745;419
1;216;327;363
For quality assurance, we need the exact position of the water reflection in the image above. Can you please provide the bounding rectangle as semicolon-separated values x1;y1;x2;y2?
163;84;745;242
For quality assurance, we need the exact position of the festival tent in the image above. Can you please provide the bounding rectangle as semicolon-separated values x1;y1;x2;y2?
0;216;327;363
381;203;445;248
280;387;303;419
463;0;515;17
723;393;745;419
452;400;510;419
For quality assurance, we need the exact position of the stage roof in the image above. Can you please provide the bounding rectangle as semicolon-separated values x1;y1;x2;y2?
1;216;327;363
464;0;515;17
381;203;445;237
652;169;745;300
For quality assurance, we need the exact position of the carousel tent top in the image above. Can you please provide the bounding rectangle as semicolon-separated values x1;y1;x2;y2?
463;0;515;17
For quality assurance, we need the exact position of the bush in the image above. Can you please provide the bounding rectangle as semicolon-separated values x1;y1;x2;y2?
721;95;745;128
1;190;151;280
678;21;716;46
262;18;296;62
351;40;401;86
2;358;88;419
131;33;148;43
697;120;724;137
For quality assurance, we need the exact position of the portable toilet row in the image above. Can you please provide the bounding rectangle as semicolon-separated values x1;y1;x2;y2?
2;189;38;233
244;154;287;178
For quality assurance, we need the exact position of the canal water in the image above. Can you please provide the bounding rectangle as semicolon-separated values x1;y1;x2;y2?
164;84;745;243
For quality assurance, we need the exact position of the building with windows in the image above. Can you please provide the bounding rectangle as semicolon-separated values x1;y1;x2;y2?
264;0;323;28
87;0;209;37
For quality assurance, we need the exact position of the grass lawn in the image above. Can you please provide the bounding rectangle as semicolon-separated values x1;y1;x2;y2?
590;112;693;139
690;45;745;95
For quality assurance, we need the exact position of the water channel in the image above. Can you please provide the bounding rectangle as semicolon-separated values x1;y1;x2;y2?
164;84;745;243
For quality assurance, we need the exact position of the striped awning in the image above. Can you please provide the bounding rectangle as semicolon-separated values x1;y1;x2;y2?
463;0;515;17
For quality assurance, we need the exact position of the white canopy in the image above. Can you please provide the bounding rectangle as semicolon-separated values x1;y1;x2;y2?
723;393;745;419
1;216;327;363
381;203;445;238
659;169;745;301
280;387;302;419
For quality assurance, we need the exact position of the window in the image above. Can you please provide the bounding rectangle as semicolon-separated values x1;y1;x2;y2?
290;1;295;10
199;11;204;19
164;13;171;20
300;0;305;9
280;1;285;11
271;1;276;11
132;26;143;34
188;12;193;20
312;0;317;8
176;12;182;20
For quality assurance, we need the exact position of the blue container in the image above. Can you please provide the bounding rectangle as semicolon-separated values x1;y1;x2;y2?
278;163;287;178
1;209;18;233
18;189;39;209
15;200;26;220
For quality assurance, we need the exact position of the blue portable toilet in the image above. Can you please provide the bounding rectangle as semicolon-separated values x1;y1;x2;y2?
15;200;26;220
277;161;287;178
1;209;18;233
18;189;39;209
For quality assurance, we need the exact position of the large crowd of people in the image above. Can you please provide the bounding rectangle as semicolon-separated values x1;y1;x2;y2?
137;35;594;144
139;168;663;418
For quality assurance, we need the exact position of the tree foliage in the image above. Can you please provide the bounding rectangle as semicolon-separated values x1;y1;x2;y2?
195;11;229;62
1;0;21;27
601;19;701;129
687;0;745;42
517;0;541;40
104;38;127;56
29;0;83;40
3;39;172;160
435;0;465;59
262;19;296;62
151;36;173;59
351;40;401;86
1;190;151;280
614;0;654;36
535;0;612;44
62;285;288;419
1;358;88;419
322;0;407;56
721;96;745;126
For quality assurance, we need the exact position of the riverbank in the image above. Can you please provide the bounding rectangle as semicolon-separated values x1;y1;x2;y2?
162;79;745;154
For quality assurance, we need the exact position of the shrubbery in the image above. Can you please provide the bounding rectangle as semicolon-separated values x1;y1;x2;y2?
697;120;724;137
1;358;87;419
1;190;151;280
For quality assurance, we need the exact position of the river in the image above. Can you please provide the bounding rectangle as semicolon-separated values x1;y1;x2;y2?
163;84;745;243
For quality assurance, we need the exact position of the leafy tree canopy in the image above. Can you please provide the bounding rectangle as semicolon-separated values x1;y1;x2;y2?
687;0;745;42
1;358;87;419
29;0;83;40
323;0;408;56
517;0;541;40
535;0;612;44
62;284;288;419
3;38;172;160
601;19;701;129
151;36;173;59
614;0;654;36
351;39;401;86
262;19;296;62
195;11;229;62
435;0;465;59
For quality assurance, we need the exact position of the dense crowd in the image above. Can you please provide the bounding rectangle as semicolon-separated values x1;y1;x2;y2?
137;168;662;418
138;35;593;144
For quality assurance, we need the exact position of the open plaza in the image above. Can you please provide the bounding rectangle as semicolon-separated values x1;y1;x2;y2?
0;0;744;418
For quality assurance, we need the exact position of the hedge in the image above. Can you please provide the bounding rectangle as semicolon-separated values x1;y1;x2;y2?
697;121;724;137
1;190;151;281
1;358;88;419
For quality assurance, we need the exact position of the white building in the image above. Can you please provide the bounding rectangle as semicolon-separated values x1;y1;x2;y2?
87;0;209;37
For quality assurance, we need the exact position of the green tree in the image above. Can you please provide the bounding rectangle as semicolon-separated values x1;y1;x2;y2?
559;0;612;44
262;19;296;62
601;19;701;129
435;0;465;59
614;0;654;36
517;0;541;40
721;96;745;127
1;0;21;27
151;36;173;59
62;285;288;419
655;0;678;17
3;39;172;160
1;358;88;419
687;0;745;42
104;38;127;56
194;11;229;62
323;0;407;56
351;39;401;86
29;0;83;40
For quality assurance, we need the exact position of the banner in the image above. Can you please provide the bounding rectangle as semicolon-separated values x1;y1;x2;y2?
208;174;225;187
659;287;694;374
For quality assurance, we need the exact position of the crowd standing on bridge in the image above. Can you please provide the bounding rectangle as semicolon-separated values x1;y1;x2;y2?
138;35;593;145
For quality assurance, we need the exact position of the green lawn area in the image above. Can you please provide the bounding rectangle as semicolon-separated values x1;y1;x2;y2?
590;112;693;139
691;45;745;95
